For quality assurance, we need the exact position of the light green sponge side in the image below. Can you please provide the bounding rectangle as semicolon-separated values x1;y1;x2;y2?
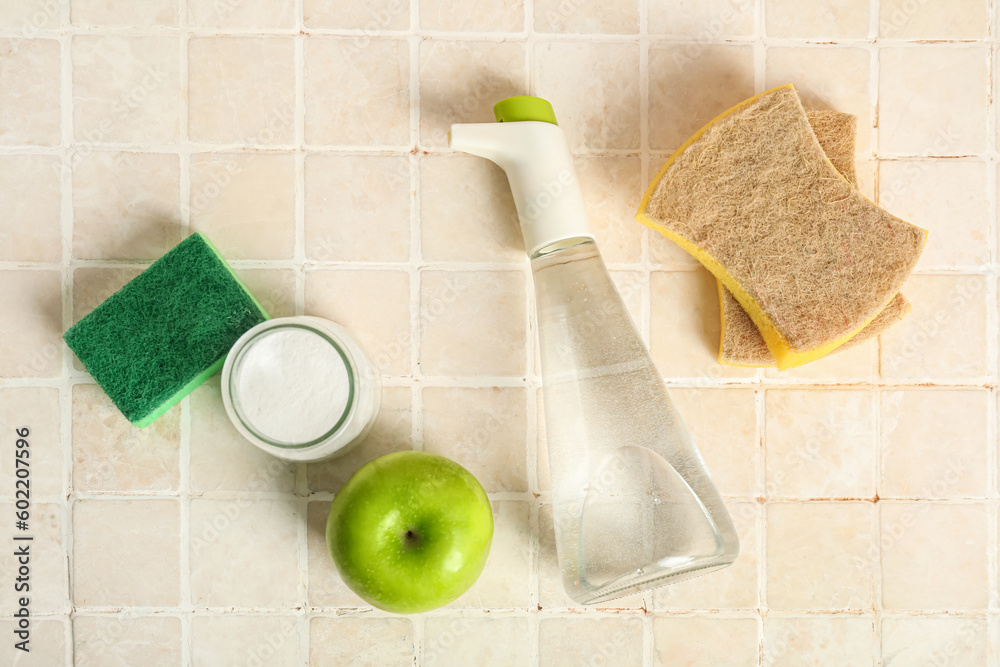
64;233;270;427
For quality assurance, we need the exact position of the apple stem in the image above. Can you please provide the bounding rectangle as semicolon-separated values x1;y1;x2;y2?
403;527;421;550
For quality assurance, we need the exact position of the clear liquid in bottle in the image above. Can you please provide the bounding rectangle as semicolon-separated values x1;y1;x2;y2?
532;238;739;604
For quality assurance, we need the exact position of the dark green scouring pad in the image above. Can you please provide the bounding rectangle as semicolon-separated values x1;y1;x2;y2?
64;233;269;428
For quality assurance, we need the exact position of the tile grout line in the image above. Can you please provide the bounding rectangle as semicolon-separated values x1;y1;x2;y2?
407;0;423;457
753;0;766;96
179;404;193;667
293;0;308;512
755;4;768;664
293;24;307;585
16;374;1000;392
58;0;75;659
522;7;544;665
407;14;424;567
60;488;1000;503
293;11;306;323
987;382;998;631
986;2;1000;664
869;0;880;161
408;151;423;452
637;1;655;665
638;1;651;350
66;604;943;617
7;257;1000;273
987;2;1000;661
17;24;1000;45
524;334;540;636
11;374;1000;390
871;388;884;666
756;385;767;666
7;142;999;160
521;21;539;625
408;0;427;661
293;2;311;664
870;4;883;663
0;142;654;156
177;3;193;666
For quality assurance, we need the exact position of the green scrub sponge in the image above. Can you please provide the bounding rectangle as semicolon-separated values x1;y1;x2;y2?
64;233;269;427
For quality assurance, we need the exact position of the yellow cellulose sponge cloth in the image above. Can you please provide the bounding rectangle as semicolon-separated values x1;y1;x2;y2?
636;84;928;370
718;109;910;367
720;287;911;367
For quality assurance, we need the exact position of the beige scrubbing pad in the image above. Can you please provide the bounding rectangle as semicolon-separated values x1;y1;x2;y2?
720;288;911;366
719;109;911;367
636;84;928;370
805;109;858;185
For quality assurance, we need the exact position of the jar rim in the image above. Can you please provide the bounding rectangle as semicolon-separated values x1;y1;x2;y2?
226;319;357;449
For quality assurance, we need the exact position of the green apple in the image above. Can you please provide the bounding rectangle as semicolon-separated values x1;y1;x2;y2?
326;451;494;613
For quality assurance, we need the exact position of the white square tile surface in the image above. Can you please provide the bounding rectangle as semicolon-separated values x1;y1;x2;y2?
0;0;997;663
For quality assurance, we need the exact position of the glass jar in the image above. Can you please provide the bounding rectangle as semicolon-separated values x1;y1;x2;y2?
221;316;382;462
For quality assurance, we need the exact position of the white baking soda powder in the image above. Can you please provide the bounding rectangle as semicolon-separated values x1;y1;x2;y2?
233;327;352;444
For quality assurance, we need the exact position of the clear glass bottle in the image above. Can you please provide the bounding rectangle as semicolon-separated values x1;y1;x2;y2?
451;96;738;604
532;238;738;603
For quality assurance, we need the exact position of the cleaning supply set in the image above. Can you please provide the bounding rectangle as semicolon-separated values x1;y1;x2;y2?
637;84;927;370
450;87;927;602
716;107;913;367
64;85;928;608
64;233;271;427
64;233;380;462
451;97;739;604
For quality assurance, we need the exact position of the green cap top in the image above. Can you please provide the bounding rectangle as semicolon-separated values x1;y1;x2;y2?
493;96;558;125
